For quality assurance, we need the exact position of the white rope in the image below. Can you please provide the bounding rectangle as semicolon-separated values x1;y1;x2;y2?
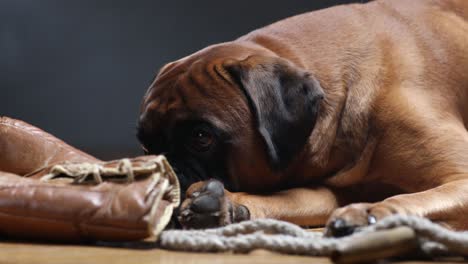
160;215;468;258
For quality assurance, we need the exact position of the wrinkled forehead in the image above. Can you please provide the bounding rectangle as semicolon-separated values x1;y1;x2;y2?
139;60;250;137
139;99;231;134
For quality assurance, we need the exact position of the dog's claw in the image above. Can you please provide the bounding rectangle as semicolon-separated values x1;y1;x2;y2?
326;218;358;237
368;215;377;225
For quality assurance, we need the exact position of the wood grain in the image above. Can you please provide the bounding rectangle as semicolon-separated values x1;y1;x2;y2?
0;241;464;264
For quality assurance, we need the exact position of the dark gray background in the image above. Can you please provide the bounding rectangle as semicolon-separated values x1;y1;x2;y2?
0;0;367;159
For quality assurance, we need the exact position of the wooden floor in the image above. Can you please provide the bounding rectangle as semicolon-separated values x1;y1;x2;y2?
0;241;465;264
0;242;324;264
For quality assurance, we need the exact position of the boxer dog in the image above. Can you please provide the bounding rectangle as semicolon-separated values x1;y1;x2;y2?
137;0;468;236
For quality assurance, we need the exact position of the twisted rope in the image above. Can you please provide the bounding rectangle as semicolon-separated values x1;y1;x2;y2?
160;215;468;258
40;156;167;184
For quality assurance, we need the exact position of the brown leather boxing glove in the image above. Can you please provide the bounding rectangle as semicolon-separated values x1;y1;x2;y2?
0;117;98;176
0;117;179;242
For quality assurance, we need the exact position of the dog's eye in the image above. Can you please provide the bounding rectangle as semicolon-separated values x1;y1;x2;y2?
188;127;213;152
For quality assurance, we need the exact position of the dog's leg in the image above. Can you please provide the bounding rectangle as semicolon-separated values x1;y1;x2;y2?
178;179;344;229
325;179;468;236
321;81;468;236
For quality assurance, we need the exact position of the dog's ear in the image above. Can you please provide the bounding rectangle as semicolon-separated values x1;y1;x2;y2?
224;56;324;170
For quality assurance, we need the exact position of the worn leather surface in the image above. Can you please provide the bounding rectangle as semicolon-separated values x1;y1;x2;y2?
0;117;98;176
0;117;179;242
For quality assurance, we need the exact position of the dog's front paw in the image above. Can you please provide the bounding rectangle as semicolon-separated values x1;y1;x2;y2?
177;179;250;229
325;202;396;237
325;201;409;237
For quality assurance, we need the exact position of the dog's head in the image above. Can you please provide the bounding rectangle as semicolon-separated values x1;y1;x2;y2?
137;43;324;192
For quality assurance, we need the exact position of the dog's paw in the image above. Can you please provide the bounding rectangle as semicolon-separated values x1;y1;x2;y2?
325;202;403;237
177;179;250;229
